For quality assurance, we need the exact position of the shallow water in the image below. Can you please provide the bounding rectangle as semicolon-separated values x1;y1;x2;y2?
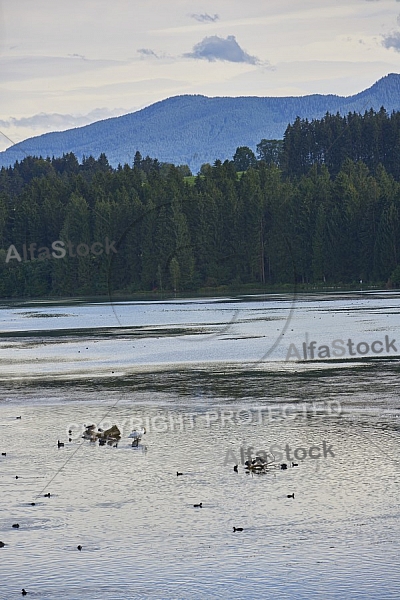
0;292;399;599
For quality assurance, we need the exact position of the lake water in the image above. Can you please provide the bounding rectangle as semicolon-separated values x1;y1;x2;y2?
0;291;399;599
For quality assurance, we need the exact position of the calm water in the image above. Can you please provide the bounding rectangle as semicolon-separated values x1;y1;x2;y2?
0;292;399;599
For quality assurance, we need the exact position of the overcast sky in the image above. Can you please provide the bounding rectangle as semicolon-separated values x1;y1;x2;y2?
1;0;400;150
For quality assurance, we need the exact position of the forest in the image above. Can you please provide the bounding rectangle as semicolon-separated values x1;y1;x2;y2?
0;108;399;298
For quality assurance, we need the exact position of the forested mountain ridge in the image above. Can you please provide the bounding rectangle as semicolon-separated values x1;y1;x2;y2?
1;73;400;173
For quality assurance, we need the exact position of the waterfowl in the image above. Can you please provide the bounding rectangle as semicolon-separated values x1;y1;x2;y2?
280;463;288;470
16;416;21;420
129;427;146;447
77;545;82;551
0;541;5;547
287;493;295;499
292;462;298;467
12;523;20;528
22;590;27;596
44;493;51;498
30;502;35;506
177;472;183;476
15;476;19;479
193;503;202;508
233;465;238;472
233;527;243;532
57;440;64;448
1;452;6;456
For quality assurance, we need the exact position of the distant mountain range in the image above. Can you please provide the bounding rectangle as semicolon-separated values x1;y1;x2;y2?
1;73;400;173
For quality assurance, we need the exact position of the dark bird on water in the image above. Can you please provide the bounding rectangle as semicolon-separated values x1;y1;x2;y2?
233;527;243;532
22;590;27;596
30;502;35;506
292;462;298;467
193;503;202;508
281;463;287;470
1;452;6;456
12;523;20;528
77;545;82;551
0;541;5;547
15;476;19;479
177;472;183;476
233;465;238;472
287;493;295;499
57;440;64;448
16;416;21;420
44;493;51;498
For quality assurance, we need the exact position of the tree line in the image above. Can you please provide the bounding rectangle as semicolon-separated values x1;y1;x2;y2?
0;109;400;298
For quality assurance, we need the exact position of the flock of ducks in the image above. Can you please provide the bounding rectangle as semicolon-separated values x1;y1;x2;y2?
0;418;148;596
1;419;298;596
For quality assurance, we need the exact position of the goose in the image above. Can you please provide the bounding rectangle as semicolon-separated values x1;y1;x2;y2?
129;427;146;447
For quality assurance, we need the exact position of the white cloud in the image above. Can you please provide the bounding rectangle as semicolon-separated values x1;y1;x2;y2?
184;35;261;64
382;31;400;51
190;13;219;23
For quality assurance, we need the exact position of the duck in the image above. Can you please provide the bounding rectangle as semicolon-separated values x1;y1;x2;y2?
177;472;183;476
77;545;82;551
233;465;238;472
280;463;288;470
16;416;21;420
0;541;5;547
292;462;298;467
44;493;51;498
233;527;243;532
287;493;295;499
22;590;27;596
129;427;146;447
1;452;6;456
57;440;64;448
12;523;20;528
193;502;203;508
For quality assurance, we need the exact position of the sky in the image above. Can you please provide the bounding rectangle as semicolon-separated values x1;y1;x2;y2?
1;0;400;150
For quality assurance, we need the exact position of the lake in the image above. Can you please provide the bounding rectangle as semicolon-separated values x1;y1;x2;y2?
0;291;399;599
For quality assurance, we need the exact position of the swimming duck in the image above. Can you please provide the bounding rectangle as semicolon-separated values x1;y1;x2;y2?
193;502;202;508
22;590;27;596
287;493;295;499
233;465;238;472
177;472;183;476
280;463;287;470
77;545;82;551
12;523;19;528
0;541;5;547
57;440;64;448
233;527;243;532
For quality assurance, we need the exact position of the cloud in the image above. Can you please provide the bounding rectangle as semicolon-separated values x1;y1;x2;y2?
0;108;130;131
184;35;260;64
137;48;160;59
190;13;219;23
382;31;400;51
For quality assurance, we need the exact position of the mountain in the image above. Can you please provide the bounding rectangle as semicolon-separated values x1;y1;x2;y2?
1;73;400;173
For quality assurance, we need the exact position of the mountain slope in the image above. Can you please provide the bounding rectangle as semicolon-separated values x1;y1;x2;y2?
1;73;400;173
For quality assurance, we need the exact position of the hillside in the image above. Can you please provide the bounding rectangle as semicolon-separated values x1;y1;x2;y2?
1;73;400;173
